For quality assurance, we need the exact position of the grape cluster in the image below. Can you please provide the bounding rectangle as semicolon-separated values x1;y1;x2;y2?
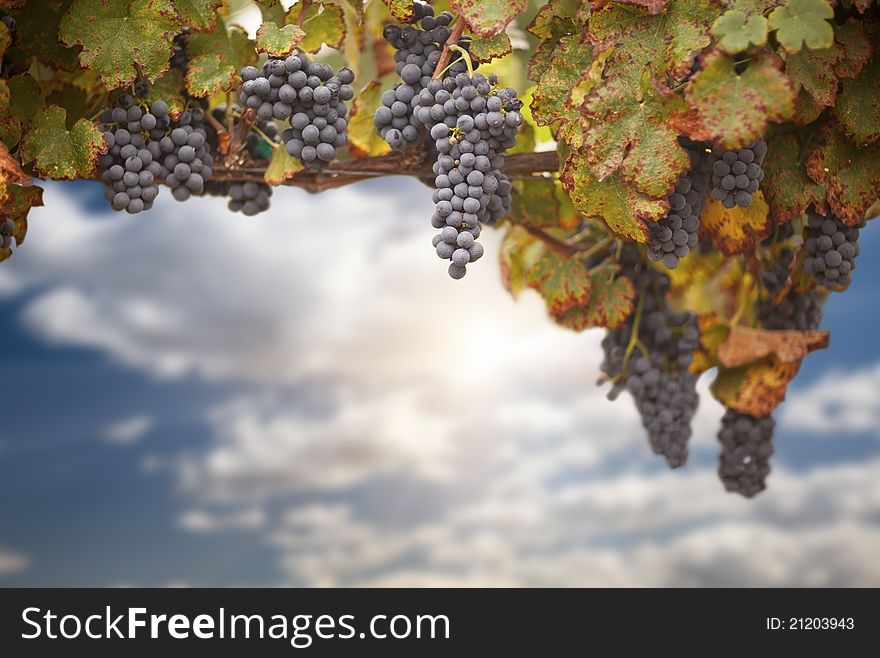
760;247;795;293
709;140;767;208
227;182;273;217
374;6;469;150
170;31;189;73
759;289;823;331
1;216;15;250
98;94;167;214
803;209;863;290
239;53;353;169
419;72;522;278
647;147;710;269
98;93;214;213
600;248;701;467
717;410;775;498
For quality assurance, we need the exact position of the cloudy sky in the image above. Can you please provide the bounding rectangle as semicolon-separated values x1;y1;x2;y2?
0;178;878;587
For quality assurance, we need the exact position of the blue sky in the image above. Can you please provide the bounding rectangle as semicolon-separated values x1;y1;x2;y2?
0;179;878;587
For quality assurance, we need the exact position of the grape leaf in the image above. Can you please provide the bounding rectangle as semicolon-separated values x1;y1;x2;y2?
689;313;730;375
686;50;795;149
712;9;768;54
834;18;872;79
667;247;743;320
59;0;180;88
808;126;880;224
469;33;512;63
187;24;254;96
833;53;880;146
561;151;667;242
145;68;186;119
0;80;21;149
718;326;829;368
761;132;827;221
711;356;803;417
531;35;593;126
0;185;43;263
258;0;286;24
46;85;90;128
784;41;842;107
582;67;691;198
526;247;592;321
588;0;719;80
0;140;31;188
381;0;414;22
264;145;304;186
768;0;834;54
347;80;391;158
510;179;562;229
499;226;546;298
7;74;43;123
526;0;582;40
790;86;824;124
173;0;220;31
699;193;772;255
20;106;105;180
285;2;345;53
557;262;637;330
450;0;525;38
0;19;9;63
255;21;306;56
590;0;669;13
14;0;81;71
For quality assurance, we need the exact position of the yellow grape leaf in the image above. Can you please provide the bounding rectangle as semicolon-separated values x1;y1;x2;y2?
699;191;772;255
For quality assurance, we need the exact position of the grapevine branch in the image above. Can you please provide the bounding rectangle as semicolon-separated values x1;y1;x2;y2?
209;151;561;194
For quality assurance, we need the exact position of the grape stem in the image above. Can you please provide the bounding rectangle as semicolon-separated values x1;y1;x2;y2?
250;123;278;150
620;291;646;381
447;44;474;78
295;0;312;27
432;20;466;79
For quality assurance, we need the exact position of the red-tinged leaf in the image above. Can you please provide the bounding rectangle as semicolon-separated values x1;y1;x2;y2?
833;52;880;146
686;50;795;149
0;184;43;263
762;132;827;222
499;225;547;297
187;24;254;96
381;0;414;23
699;193;772;255
0;17;9;63
557;262;637;330
582;67;690;198
718;326;829;368
560;151;666;242
588;0;719;80
255;21;306;57
526;0;582;40
0;140;31;188
834;18;872;79
590;0;669;13
531;35;594;127
785;42;842;107
790;86;825;125
469;33;512;63
526;247;592;320
807;125;880;224
450;0;525;38
59;0;180;88
711;356;803;417
173;0;221;32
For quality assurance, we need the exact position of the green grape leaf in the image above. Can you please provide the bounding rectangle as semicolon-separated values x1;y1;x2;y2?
510;179;561;229
187;24;254;96
450;0;525;38
761;132;827;221
145;68;187;118
785;41;842;107
0;20;9;63
46;85;90;127
7;74;43;123
557;262;637;331
790;86;824;124
285;2;346;53
833;53;880;146
561;151;667;242
834;18;872;79
591;0;669;13
14;0;81;71
264;145;305;186
526;247;592;321
588;0;719;80
712;9;768;54
255;21;306;56
347;80;391;158
59;0;180;88
531;35;593;126
173;0;221;31
582;66;691;198
686;50;795;149
469;33;512;63
768;0;834;54
808;126;880;224
0;81;21;148
526;0;581;40
258;0;286;24
381;0;414;22
20;106;105;180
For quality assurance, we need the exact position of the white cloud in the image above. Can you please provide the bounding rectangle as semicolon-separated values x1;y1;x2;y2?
0;548;29;576
178;508;266;533
780;363;880;436
103;415;154;445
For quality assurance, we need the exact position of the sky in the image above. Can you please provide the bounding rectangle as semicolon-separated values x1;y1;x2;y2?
0;178;878;587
